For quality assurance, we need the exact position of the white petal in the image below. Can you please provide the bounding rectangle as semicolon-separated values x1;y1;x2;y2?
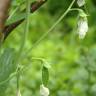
77;17;88;39
77;0;85;7
40;84;49;96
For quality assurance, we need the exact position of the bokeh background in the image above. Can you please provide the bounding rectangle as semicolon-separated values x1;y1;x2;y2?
2;0;96;96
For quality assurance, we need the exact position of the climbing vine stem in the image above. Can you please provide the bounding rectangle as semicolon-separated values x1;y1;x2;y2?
25;0;76;55
16;0;30;95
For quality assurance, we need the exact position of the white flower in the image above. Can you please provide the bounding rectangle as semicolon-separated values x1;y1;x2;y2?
77;0;85;7
40;84;49;96
77;17;88;39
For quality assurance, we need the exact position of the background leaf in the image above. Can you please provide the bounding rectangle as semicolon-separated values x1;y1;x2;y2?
0;48;17;95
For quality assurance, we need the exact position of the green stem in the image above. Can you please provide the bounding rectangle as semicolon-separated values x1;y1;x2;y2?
26;0;76;54
69;8;83;12
20;57;49;73
31;57;47;63
17;0;30;59
16;0;30;95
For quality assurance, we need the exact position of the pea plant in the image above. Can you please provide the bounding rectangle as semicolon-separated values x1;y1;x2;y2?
0;0;89;96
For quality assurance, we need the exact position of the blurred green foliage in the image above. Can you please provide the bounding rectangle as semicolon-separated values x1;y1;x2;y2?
1;0;96;96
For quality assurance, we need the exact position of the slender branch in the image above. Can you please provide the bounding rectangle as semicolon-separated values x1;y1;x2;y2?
3;0;47;40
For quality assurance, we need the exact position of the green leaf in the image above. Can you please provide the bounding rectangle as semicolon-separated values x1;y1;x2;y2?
6;12;26;26
0;48;17;95
42;66;49;86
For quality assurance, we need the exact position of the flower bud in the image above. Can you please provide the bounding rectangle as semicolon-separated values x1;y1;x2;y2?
77;0;85;7
40;84;49;96
77;16;88;39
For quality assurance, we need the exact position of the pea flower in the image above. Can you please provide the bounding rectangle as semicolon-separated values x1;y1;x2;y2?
77;0;85;7
77;16;88;39
40;84;49;96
